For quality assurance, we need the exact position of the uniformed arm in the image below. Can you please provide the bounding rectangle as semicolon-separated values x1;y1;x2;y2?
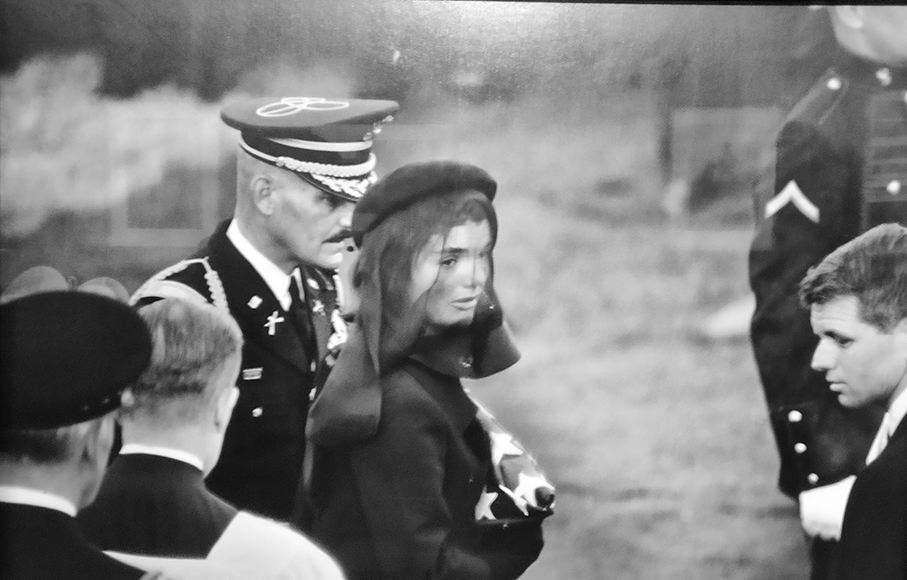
348;381;539;580
750;119;854;410
749;119;878;497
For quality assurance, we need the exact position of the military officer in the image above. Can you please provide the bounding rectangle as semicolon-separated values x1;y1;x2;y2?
748;6;907;579
0;289;160;579
131;96;398;522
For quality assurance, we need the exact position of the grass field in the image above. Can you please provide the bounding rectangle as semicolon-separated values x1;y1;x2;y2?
0;76;811;578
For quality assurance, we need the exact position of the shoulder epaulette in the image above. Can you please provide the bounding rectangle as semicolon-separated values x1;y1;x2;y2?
130;257;228;311
785;70;850;128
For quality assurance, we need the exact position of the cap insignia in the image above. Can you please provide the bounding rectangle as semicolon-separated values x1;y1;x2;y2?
255;97;350;117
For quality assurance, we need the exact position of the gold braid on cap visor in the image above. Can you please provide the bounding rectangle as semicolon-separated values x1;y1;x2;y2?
239;136;377;178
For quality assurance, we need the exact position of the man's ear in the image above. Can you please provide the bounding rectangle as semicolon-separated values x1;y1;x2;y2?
251;174;276;216
214;386;239;433
79;414;115;470
833;6;865;30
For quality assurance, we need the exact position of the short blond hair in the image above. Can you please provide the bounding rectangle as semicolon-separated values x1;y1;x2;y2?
124;298;243;424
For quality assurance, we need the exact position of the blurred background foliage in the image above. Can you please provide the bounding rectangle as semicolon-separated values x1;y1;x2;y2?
0;3;834;578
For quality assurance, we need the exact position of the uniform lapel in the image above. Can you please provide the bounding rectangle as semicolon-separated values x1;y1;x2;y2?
207;227;311;374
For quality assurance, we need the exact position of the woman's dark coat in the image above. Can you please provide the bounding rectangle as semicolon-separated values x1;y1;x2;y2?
303;325;542;580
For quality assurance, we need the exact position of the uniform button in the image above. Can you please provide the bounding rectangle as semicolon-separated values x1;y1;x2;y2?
794;442;807;454
826;77;842;91
876;67;892;87
252;407;263;417
887;180;901;196
807;473;819;485
788;410;803;423
310;360;317;372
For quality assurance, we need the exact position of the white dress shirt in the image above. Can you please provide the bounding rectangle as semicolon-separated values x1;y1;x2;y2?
866;386;907;465
0;485;77;516
119;443;205;472
226;220;299;311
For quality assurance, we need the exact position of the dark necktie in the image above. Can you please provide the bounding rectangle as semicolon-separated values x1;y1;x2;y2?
289;271;316;365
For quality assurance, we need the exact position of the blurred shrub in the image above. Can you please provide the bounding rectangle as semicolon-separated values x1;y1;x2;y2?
0;49;366;241
0;52;231;238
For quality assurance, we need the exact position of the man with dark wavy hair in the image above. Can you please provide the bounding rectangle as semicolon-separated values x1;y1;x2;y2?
799;223;907;580
748;6;907;578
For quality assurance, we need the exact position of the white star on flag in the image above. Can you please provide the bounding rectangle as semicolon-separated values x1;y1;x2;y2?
765;180;820;223
475;491;498;520
489;431;523;467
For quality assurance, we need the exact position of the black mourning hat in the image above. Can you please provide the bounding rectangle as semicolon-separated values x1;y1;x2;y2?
221;96;399;201
0;292;152;429
351;160;497;246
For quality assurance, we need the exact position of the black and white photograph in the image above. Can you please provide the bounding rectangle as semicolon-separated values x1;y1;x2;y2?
1;2;906;579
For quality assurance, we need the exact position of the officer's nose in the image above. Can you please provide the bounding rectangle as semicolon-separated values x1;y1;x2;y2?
337;203;354;228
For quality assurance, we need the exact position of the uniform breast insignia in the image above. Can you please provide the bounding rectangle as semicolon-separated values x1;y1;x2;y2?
765;181;820;223
247;295;263;309
326;309;348;353
264;311;285;336
242;367;263;381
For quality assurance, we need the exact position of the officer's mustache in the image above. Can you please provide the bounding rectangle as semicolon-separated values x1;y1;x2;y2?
324;229;353;244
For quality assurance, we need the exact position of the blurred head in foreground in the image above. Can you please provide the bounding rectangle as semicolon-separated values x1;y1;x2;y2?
0;291;151;509
801;223;907;409
828;6;907;67
124;299;244;475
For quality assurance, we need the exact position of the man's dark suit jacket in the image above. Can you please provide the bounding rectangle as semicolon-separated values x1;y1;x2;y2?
132;220;342;520
0;502;146;579
78;453;237;556
835;417;907;580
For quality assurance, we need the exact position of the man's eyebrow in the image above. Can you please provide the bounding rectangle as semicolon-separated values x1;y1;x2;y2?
822;329;853;341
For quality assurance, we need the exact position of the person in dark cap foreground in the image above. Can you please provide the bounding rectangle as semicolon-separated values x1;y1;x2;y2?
301;161;552;579
131;96;397;521
78;298;344;580
799;223;907;580
0;291;164;580
747;6;907;578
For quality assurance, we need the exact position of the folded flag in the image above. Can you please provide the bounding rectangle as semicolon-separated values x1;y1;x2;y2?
471;396;555;525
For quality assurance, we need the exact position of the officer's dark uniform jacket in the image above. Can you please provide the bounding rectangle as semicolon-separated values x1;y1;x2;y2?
749;48;907;498
131;220;345;521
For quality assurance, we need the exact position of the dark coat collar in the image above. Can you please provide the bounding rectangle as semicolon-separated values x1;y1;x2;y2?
308;319;520;447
